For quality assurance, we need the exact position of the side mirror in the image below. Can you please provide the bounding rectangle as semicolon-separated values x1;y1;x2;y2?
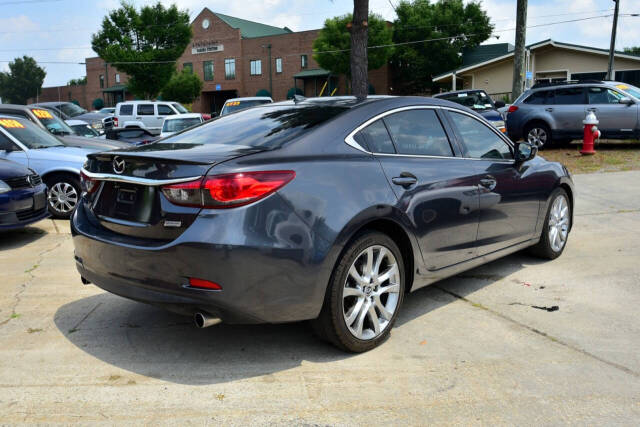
494;100;506;108
619;97;634;105
515;142;537;163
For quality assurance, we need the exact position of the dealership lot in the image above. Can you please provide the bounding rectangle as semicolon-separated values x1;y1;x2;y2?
1;171;639;424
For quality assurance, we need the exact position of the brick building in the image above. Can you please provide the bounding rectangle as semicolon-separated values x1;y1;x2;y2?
32;8;391;114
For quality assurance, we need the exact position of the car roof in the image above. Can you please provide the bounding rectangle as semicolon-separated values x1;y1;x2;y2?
225;97;273;102
29;101;67;106
164;113;202;120
0;104;32;112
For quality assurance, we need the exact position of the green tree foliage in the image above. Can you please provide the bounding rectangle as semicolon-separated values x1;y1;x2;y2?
623;46;640;56
92;98;105;110
68;76;87;86
0;56;46;104
313;13;393;78
392;0;493;94
160;69;203;104
92;1;192;99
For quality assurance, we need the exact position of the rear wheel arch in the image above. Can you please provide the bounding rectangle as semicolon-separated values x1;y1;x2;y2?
42;170;81;219
524;119;552;138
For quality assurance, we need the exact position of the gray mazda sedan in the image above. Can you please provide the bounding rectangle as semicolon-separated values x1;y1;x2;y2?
72;96;574;352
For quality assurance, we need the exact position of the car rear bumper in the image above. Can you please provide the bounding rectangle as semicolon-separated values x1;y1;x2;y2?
71;199;333;324
0;185;49;230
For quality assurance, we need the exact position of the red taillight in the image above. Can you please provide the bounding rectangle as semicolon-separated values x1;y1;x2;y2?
189;277;222;290
80;170;99;194
162;170;295;209
113;117;118;127
507;105;519;113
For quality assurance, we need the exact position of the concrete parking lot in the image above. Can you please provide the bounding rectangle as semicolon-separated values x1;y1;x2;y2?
1;171;639;424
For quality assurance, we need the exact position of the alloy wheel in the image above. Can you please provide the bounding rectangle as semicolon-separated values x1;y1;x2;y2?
527;127;547;147
48;181;78;214
548;195;569;252
342;245;400;340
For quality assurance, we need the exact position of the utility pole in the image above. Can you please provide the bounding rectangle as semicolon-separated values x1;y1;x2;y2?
511;0;527;100
607;0;620;80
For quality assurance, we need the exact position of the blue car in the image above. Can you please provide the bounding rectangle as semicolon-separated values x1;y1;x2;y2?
433;89;507;133
0;116;98;218
0;158;49;229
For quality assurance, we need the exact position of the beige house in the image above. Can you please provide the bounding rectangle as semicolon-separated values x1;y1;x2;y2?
433;39;640;101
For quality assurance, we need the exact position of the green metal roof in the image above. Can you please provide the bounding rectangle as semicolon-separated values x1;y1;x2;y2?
102;84;127;93
294;68;330;78
462;43;514;66
213;12;292;38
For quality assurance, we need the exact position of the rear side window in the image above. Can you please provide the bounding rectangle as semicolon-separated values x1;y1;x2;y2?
523;91;548;104
448;112;512;160
354;119;395;154
553;88;585;104
137;104;155;115
119;105;133;116
162;105;347;149
383;109;453;156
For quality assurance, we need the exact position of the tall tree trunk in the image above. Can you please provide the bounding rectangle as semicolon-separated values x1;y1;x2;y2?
350;0;369;100
511;0;527;100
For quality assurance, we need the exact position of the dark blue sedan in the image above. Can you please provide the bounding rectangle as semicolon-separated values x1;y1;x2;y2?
0;159;49;230
72;96;574;352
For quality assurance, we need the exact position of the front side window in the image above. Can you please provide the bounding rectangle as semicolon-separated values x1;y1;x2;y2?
250;60;262;76
587;87;625;104
137;104;155;115
0;131;19;151
157;105;175;116
225;58;236;79
448;112;512;160
354;119;395;154
203;60;214;81
553;87;585;104
301;55;308;69
275;57;283;73
383;109;453;156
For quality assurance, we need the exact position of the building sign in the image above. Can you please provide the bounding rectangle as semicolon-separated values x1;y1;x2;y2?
192;43;224;55
216;84;222;91
526;71;533;79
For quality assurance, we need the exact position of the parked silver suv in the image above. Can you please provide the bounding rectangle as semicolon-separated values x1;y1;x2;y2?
506;80;640;146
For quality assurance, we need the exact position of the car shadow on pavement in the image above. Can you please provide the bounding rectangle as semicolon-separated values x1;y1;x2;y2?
0;226;47;251
53;251;546;385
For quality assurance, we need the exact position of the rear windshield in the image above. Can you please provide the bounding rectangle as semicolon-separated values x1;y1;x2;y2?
0;117;64;149
221;100;272;116
161;105;347;149
438;91;494;110
162;117;202;132
59;103;87;117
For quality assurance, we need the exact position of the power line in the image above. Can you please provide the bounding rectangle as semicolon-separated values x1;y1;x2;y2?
0;0;62;4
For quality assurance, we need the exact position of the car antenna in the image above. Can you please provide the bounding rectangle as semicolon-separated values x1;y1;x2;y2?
293;94;306;104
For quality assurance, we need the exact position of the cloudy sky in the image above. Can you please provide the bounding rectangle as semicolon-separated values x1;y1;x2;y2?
1;0;639;87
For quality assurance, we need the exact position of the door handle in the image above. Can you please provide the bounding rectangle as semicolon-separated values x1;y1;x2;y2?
135;117;142;119
392;173;417;188
545;107;554;112
479;176;497;191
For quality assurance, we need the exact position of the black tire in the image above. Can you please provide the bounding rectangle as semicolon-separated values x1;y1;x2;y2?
529;188;571;259
44;173;81;219
311;231;405;352
524;122;552;148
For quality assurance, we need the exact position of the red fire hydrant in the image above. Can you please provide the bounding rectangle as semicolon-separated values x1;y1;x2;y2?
580;110;600;155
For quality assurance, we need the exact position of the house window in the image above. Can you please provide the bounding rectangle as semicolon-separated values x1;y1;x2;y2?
225;58;235;80
250;59;262;76
115;73;120;83
99;74;104;89
301;55;308;69
275;57;283;74
203;60;214;81
183;62;193;73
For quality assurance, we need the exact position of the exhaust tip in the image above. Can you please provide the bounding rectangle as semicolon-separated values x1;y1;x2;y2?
194;312;222;329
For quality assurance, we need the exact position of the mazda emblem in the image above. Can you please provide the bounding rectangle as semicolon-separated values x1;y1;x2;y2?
113;156;126;174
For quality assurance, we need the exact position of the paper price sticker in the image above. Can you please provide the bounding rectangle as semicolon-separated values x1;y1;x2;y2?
32;109;54;119
0;119;25;129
